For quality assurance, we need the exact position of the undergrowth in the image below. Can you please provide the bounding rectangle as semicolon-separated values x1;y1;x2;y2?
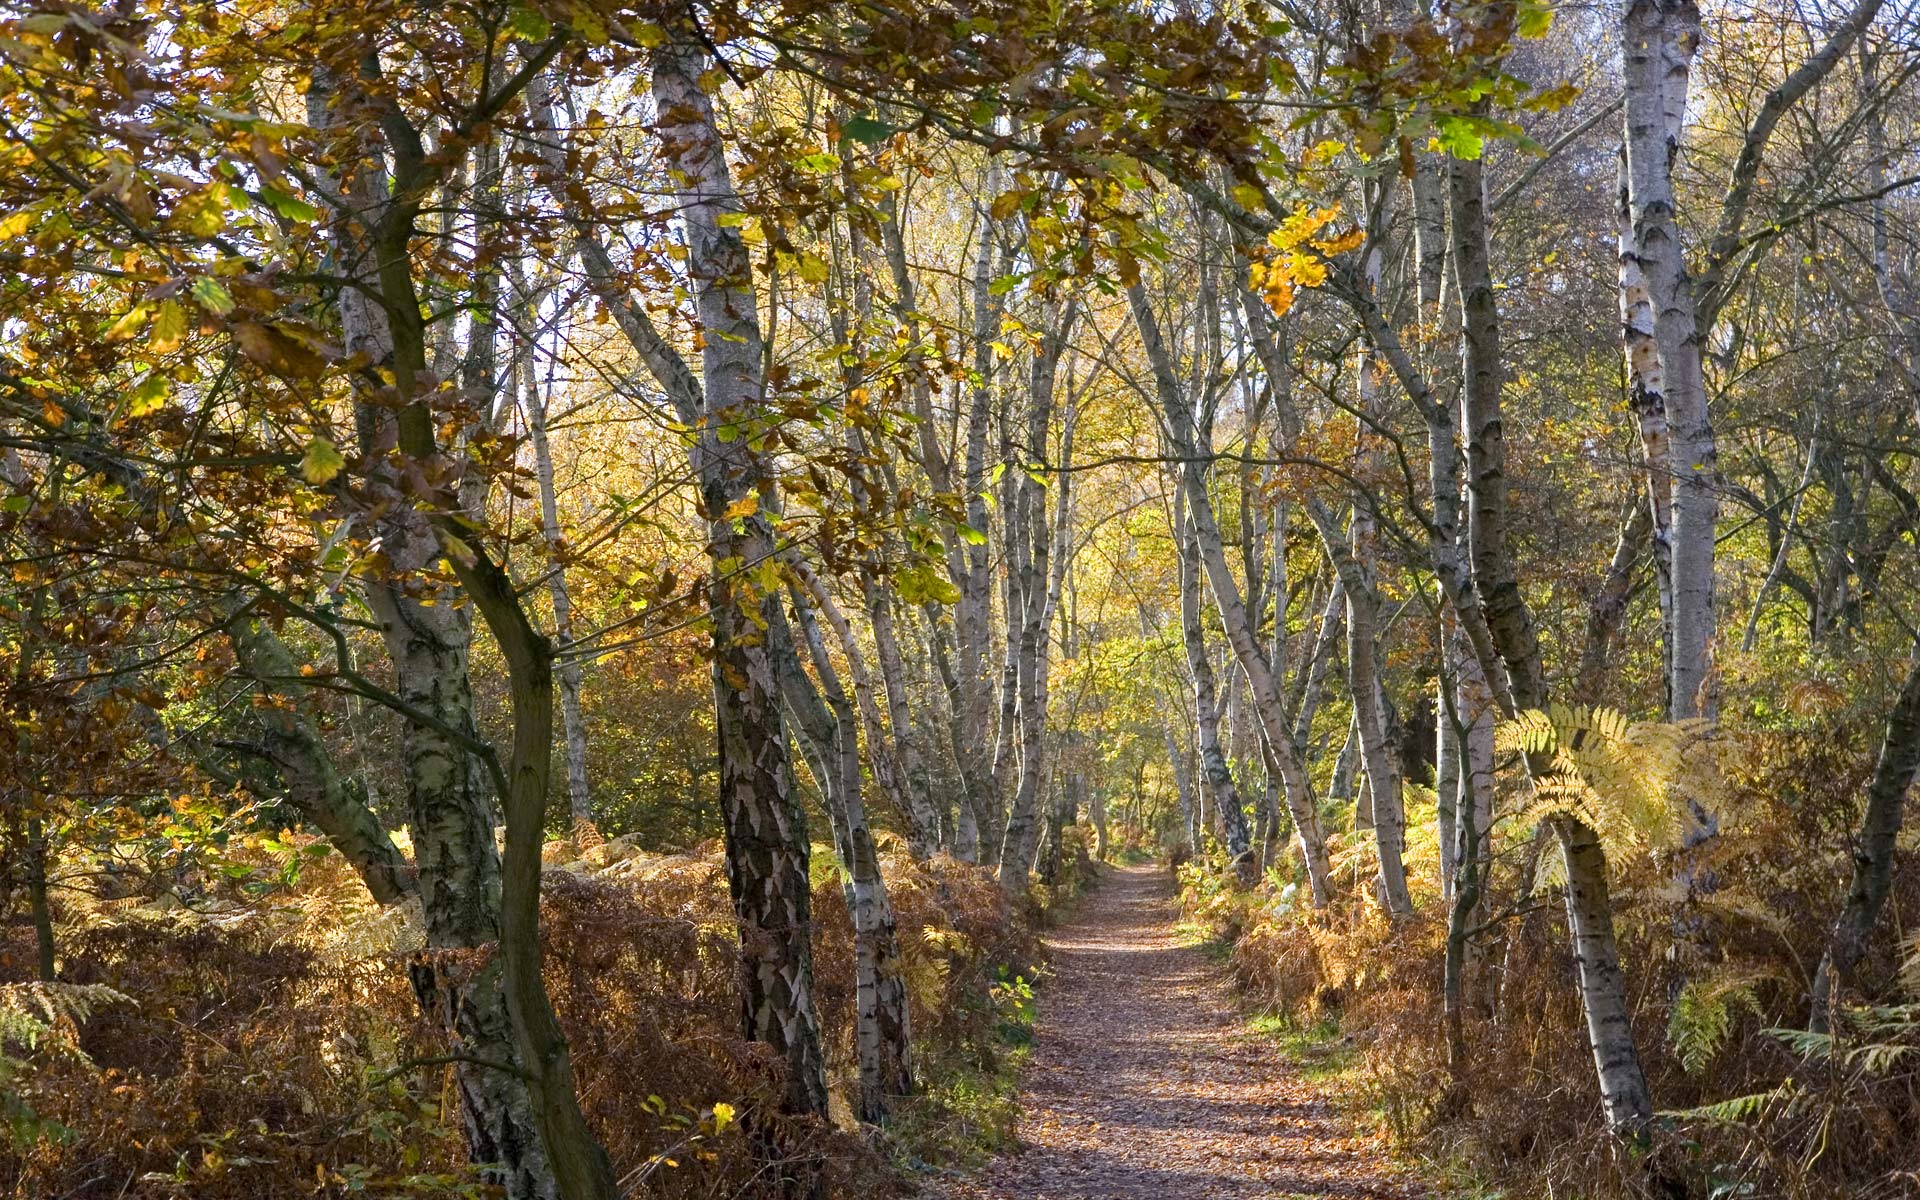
0;823;1102;1198
1173;700;1920;1200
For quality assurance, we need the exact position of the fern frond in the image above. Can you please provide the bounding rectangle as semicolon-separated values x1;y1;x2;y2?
1499;706;1722;865
0;982;135;1071
1663;1086;1787;1124
1669;973;1764;1075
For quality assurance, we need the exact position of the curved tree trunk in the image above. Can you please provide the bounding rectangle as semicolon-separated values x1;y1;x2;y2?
1547;815;1654;1134
1810;648;1920;1032
308;61;587;1196
1128;283;1331;904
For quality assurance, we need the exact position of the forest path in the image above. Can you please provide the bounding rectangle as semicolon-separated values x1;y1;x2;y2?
925;862;1422;1200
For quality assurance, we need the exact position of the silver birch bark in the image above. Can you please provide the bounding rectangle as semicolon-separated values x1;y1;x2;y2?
881;189;998;857
1176;488;1252;859
307;66;572;1199
1307;504;1412;917
834;204;940;855
1451;150;1544;710
528;55;831;1135
1621;0;1709;720
792;561;912;826
998;298;1078;890
1436;610;1461;901
651;38;830;1126
520;319;594;833
1546;815;1655;1132
777;593;915;1120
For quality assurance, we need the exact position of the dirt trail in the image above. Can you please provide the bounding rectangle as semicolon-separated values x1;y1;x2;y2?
925;863;1421;1200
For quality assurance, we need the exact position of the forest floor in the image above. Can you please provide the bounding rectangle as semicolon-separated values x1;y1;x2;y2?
922;862;1424;1200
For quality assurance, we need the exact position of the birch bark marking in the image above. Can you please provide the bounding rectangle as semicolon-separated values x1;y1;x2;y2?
652;38;829;1125
998;297;1078;890
777;595;916;1119
306;64;563;1199
1308;504;1412;917
1451;148;1544;710
1547;815;1655;1132
1621;0;1707;719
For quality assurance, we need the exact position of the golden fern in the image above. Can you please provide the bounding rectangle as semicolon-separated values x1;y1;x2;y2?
0;982;134;1069
1501;704;1719;860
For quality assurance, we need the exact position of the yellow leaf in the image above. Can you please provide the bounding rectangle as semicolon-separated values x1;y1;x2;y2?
0;210;32;240
105;303;150;342
1312;227;1365;256
723;494;759;520
127;372;171;417
149;300;188;354
299;437;346;485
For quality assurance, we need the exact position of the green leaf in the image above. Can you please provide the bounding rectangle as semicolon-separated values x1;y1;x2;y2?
259;184;318;222
190;277;236;315
1434;117;1485;161
842;115;895;145
506;3;552;40
300;437;346;485
956;522;987;545
1517;1;1554;38
792;151;842;174
126;372;172;418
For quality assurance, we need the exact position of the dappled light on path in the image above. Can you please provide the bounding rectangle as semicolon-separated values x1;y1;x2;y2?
926;864;1421;1199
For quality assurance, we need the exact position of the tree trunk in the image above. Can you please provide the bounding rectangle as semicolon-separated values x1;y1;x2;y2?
997;298;1077;892
1621;0;1713;720
1574;502;1652;703
308;62;576;1195
1451;151;1544;710
25;819;54;981
1810;648;1920;1032
652;38;830;1134
1177;490;1253;860
227;612;416;907
1436;616;1461;901
1127;283;1331;904
1547;815;1654;1134
779;593;915;1119
452;550;617;1200
1308;503;1411;917
521;322;595;834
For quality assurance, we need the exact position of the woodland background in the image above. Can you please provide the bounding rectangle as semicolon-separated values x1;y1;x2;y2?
2;0;1919;1196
